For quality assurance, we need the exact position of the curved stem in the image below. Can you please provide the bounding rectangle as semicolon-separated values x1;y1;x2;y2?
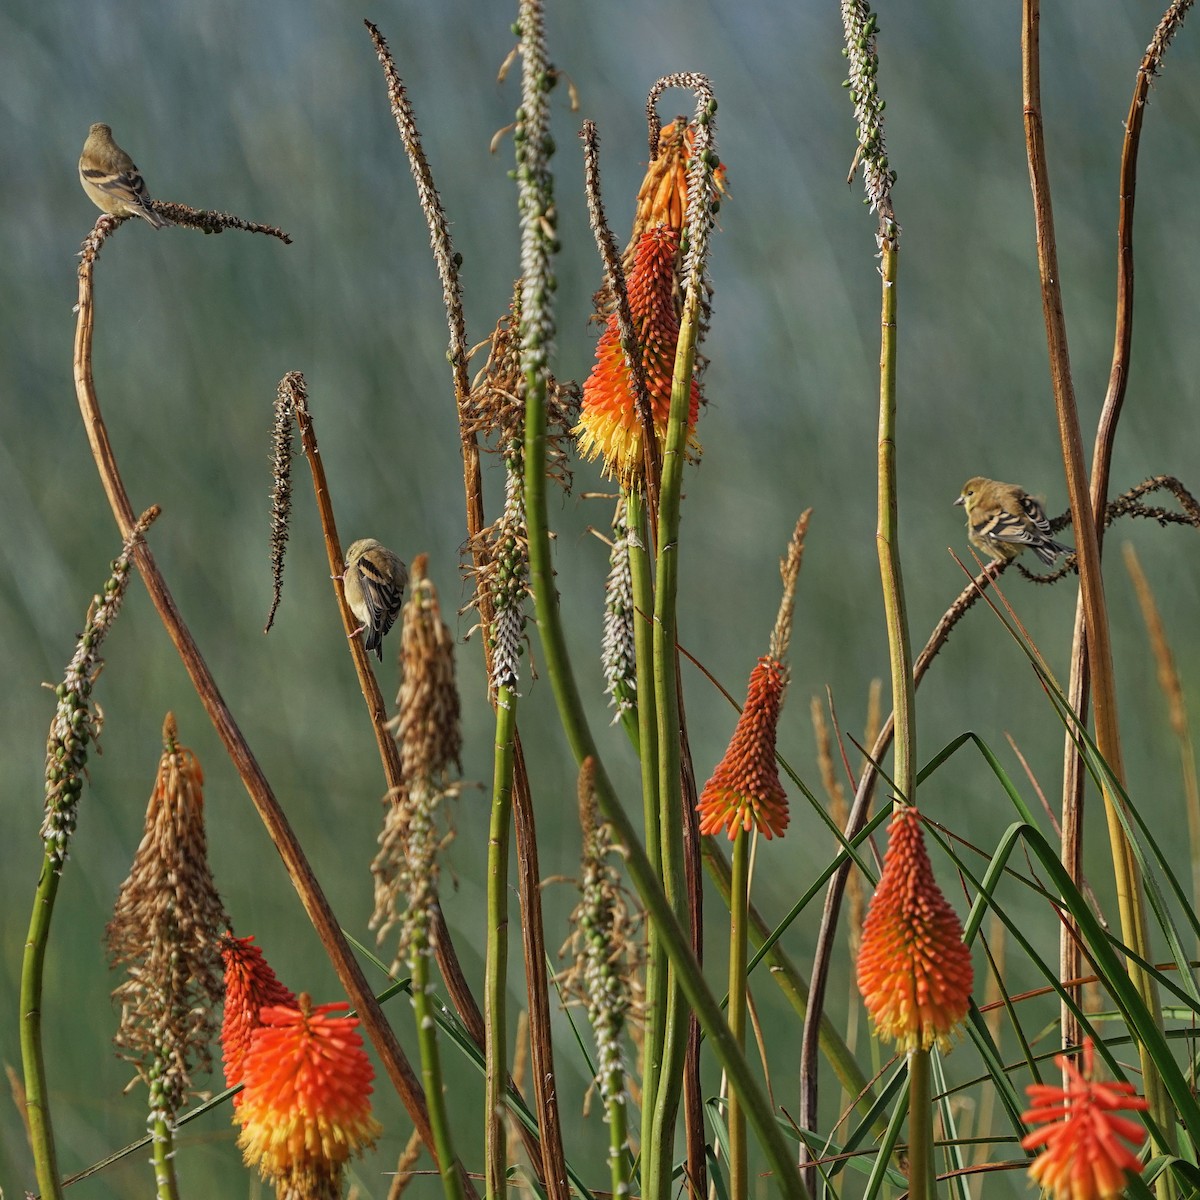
1021;0;1170;1147
72;221;457;1186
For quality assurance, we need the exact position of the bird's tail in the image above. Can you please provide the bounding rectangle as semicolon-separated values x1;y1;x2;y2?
1033;538;1072;566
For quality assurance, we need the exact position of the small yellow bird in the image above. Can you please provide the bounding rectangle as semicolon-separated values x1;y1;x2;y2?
341;539;408;660
955;477;1072;566
78;123;171;228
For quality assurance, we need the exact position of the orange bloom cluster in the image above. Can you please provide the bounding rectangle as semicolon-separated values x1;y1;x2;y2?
1022;1038;1147;1200
577;224;701;483
697;656;789;840
220;933;297;1100
631;118;728;247
236;996;382;1199
856;806;973;1052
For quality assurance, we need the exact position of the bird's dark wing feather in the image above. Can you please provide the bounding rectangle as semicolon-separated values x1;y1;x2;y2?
355;557;404;657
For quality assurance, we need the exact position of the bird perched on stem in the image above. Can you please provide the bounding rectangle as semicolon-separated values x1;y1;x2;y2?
955;477;1072;566
341;539;408;660
79;123;172;228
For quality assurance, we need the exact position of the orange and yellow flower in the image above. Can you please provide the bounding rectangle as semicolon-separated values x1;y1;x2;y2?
1021;1037;1147;1200
856;806;972;1052
236;995;382;1199
631;118;728;247
697;656;789;840
577;224;701;483
219;933;297;1099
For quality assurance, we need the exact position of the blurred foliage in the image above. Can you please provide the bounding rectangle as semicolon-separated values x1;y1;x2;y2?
2;0;1198;1195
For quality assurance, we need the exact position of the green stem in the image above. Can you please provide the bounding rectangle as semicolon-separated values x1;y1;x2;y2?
700;839;884;1135
727;832;750;1200
413;919;467;1200
642;222;706;1200
149;1106;180;1200
485;687;517;1200
906;1050;933;1200
523;354;809;1200
606;1067;632;1200
21;856;64;1200
875;242;914;806
626;487;667;1184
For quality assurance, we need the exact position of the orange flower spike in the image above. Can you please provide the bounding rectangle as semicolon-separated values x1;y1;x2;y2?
633;119;729;239
856;806;973;1052
236;996;381;1190
697;656;789;840
1021;1038;1148;1200
220;933;297;1096
577;224;702;483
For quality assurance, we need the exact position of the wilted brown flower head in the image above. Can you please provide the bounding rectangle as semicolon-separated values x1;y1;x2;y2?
106;713;230;1116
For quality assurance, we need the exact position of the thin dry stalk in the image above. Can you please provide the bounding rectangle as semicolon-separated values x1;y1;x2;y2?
72;216;447;1177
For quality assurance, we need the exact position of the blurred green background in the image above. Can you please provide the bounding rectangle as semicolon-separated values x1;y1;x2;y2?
3;0;1199;1195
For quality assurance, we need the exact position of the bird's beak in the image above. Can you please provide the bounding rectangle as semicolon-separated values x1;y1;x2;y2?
953;495;965;507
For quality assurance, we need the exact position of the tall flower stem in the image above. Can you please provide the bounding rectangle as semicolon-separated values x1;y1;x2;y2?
906;1049;933;1198
413;911;468;1200
22;857;65;1200
625;486;670;1171
1020;0;1170;1153
726;830;751;1200
149;1091;181;1200
485;688;516;1200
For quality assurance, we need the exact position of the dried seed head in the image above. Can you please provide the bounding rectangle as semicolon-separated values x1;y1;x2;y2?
106;713;230;1116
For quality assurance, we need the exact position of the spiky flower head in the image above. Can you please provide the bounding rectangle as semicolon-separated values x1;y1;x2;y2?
43;509;156;869
577;225;702;483
855;806;972;1052
1021;1037;1148;1200
841;0;898;244
372;557;463;956
560;758;642;1112
697;656;789;840
628;117;728;264
105;713;229;1118
220;933;297;1101
601;502;637;721
235;995;382;1200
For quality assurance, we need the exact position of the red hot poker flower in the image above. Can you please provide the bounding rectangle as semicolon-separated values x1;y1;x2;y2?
855;806;973;1052
1021;1037;1148;1200
697;656;789;840
577;224;701;483
236;995;382;1198
219;933;297;1099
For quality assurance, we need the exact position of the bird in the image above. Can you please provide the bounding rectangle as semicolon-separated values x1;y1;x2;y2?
955;476;1072;566
341;539;408;660
78;123;171;228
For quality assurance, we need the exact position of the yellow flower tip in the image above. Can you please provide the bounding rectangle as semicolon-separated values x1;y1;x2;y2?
697;656;789;840
219;933;297;1097
1021;1037;1148;1200
855;806;973;1052
236;995;381;1186
577;224;702;483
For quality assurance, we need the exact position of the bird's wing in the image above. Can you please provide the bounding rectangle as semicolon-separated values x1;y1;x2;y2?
355;558;404;649
972;508;1040;547
81;163;154;211
1018;494;1054;536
